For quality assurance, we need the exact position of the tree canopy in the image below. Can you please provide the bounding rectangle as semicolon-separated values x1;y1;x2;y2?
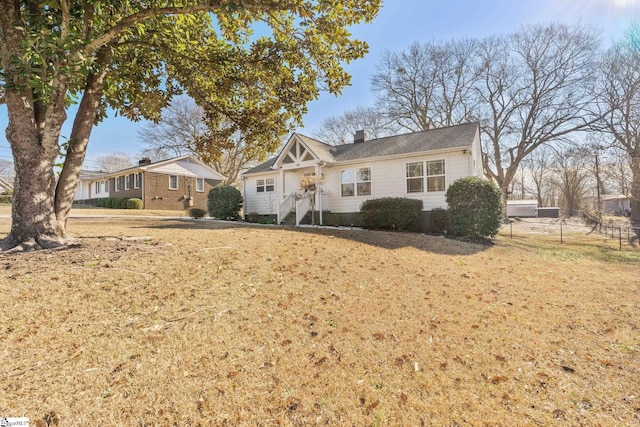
0;0;380;248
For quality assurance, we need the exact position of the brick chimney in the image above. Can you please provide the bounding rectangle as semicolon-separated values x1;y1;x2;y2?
138;157;152;166
354;130;365;143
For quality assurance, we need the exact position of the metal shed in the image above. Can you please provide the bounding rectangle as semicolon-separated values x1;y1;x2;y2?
506;200;538;218
536;207;560;218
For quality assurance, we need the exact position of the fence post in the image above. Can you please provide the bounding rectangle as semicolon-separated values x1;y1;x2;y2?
510;221;513;239
560;222;563;244
619;227;622;251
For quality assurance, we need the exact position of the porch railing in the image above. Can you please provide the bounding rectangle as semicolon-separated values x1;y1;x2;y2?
296;194;311;226
278;193;295;225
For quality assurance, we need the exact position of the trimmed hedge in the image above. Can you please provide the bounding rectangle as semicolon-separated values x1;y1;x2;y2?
126;198;143;209
208;185;243;220
360;197;423;232
445;176;503;239
0;194;12;204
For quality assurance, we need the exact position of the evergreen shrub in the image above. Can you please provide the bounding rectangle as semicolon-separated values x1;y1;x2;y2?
445;176;503;239
360;197;423;232
208;185;243;220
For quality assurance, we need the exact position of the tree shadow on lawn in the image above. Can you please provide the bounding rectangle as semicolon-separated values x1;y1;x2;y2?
138;218;489;256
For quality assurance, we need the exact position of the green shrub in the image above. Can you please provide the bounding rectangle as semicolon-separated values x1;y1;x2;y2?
360;197;423;232
445;176;503;239
0;194;12;204
113;198;128;209
126;198;143;210
188;207;207;219
104;198;114;208
246;212;260;223
95;198;103;207
208;185;243;220
429;208;450;234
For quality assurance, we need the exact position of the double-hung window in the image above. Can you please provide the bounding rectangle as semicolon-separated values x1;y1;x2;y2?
196;178;204;192
356;167;371;196
426;160;445;192
256;178;274;192
134;173;141;189
406;162;424;193
169;175;178;190
406;160;445;193
340;170;354;196
341;167;372;197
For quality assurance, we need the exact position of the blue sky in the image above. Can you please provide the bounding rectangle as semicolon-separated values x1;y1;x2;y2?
0;0;638;169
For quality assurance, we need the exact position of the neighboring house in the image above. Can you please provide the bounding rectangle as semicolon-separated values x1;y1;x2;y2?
75;170;107;201
74;155;226;210
241;122;483;228
506;199;538;218
602;194;631;216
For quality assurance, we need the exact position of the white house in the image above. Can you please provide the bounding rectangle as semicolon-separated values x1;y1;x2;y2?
602;194;631;216
241;122;483;229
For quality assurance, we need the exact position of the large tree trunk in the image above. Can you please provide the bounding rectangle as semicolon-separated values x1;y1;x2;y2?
2;48;109;251
55;55;111;227
3;90;68;250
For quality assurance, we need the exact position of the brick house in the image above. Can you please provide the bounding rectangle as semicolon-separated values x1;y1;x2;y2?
74;155;226;210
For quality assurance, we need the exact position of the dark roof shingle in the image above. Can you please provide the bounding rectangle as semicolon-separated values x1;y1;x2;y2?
243;122;479;175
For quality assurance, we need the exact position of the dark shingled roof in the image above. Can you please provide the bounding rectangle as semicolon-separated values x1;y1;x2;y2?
244;157;278;175
243;122;479;175
332;122;479;161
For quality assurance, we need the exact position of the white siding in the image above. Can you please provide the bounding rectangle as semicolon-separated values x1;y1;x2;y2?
243;173;279;215
322;151;473;213
73;180;92;201
244;150;479;215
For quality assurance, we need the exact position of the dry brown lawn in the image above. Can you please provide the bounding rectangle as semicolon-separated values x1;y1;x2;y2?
0;212;639;426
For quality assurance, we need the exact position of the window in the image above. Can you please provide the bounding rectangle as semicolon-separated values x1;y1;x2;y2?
256;178;275;193
341;168;372;197
426;159;445;192
406;160;446;193
115;176;121;192
406;162;424;193
341;170;354;196
356;167;371;196
125;174;131;190
169;175;178;190
196;178;204;192
134;173;141;189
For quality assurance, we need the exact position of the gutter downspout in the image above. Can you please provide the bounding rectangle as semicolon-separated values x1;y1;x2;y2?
241;176;246;221
317;161;326;226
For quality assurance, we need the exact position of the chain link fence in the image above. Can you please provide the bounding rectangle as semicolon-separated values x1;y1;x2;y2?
501;217;640;251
